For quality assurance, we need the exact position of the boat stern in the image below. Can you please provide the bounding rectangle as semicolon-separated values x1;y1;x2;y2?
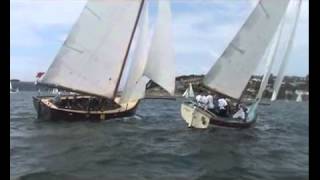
180;102;210;129
32;96;40;112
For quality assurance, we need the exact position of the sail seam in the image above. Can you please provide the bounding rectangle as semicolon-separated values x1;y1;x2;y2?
259;2;270;18
230;43;245;54
85;6;101;20
64;44;83;53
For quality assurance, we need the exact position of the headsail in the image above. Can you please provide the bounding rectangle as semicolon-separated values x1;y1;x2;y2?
120;0;150;104
256;19;285;100
144;0;176;95
203;0;290;100
271;0;302;101
40;0;144;98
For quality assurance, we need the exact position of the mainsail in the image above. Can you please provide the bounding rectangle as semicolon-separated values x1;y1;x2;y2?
271;0;302;101
144;0;176;95
40;0;144;98
256;20;285;100
182;83;195;98
203;0;290;100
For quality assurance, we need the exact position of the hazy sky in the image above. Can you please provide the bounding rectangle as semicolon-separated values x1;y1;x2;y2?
10;0;309;81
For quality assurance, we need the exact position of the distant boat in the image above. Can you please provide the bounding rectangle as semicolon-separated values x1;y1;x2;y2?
182;83;194;98
295;90;308;102
296;91;302;102
180;0;300;129
52;88;59;94
10;81;18;94
33;0;176;121
10;82;14;93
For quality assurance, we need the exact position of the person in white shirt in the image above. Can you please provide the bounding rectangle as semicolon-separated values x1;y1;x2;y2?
232;104;247;121
217;97;228;117
200;94;209;109
206;94;214;113
196;94;202;106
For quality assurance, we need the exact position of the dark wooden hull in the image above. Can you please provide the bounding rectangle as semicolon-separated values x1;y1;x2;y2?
32;96;139;121
259;102;271;106
209;114;257;129
243;99;271;106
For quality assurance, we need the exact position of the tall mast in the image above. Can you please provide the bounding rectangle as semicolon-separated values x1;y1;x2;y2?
113;0;146;99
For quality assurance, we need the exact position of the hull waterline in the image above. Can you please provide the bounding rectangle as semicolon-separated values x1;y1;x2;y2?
33;96;139;121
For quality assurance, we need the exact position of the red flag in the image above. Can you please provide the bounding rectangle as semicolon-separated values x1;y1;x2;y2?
36;72;45;78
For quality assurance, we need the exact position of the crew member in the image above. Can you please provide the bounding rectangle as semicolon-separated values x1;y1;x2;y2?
217;97;228;117
206;94;215;113
232;104;246;120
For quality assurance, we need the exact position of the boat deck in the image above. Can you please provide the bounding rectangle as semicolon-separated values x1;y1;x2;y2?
39;96;139;114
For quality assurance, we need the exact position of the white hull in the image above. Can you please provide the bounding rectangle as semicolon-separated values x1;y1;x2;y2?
180;101;258;129
180;102;210;129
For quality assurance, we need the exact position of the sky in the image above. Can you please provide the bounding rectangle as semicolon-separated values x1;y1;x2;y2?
10;0;309;81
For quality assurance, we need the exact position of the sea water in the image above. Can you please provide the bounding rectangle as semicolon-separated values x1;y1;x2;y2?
10;91;308;179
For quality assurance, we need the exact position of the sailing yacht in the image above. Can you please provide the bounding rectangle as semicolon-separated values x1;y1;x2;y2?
10;82;14;93
295;90;308;102
296;91;302;102
182;83;194;98
180;0;300;129
10;81;18;93
51;88;58;94
33;0;175;121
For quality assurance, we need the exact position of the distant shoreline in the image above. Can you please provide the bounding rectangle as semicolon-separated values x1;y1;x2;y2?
10;74;308;100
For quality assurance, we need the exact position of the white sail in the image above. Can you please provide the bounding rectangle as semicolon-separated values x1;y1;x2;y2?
52;88;59;94
182;89;187;97
189;83;195;98
40;0;143;98
296;91;303;102
143;0;176;95
256;19;285;100
183;83;194;98
203;0;289;100
271;0;302;101
120;0;150;104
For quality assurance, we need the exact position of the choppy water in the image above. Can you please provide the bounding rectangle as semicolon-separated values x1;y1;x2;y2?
10;92;308;180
